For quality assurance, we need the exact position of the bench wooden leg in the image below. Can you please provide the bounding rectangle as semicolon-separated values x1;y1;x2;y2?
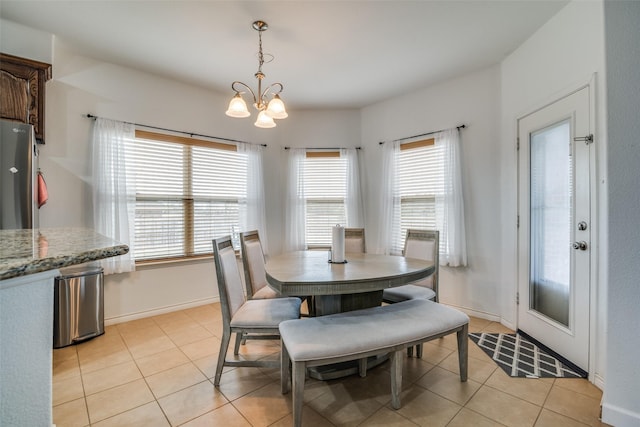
390;350;403;410
457;323;469;382
292;361;306;427
281;340;291;394
358;357;367;377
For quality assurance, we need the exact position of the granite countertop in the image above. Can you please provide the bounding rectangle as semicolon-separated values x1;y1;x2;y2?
0;228;129;280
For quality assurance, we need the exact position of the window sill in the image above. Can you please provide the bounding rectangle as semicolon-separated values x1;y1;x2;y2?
135;255;212;269
134;250;241;269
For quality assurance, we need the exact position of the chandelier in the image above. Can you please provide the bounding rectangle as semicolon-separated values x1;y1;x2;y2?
225;20;288;128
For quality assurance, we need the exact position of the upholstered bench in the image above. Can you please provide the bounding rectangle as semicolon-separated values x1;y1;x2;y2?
279;299;469;427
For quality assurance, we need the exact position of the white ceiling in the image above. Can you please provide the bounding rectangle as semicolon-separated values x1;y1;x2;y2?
1;1;568;110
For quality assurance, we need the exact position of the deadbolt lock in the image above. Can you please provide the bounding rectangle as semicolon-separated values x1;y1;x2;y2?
572;241;588;251
578;221;588;231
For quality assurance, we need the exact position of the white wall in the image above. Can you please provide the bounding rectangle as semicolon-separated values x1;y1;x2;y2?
361;65;503;320
499;0;607;385
602;2;640;425
0;18;52;63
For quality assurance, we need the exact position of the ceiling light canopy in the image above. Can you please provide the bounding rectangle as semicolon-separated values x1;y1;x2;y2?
225;20;288;128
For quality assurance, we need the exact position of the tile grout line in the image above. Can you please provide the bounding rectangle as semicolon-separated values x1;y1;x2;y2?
53;309;603;427
113;320;171;427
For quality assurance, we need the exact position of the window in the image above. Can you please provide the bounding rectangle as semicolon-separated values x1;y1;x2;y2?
303;152;347;247
381;129;466;266
125;130;247;261
284;148;362;252
393;138;443;254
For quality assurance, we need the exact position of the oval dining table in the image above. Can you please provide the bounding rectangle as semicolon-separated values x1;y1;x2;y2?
264;250;435;380
265;250;435;315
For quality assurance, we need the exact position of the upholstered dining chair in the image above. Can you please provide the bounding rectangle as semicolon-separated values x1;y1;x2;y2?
240;230;280;300
238;229;292;347
345;228;366;253
239;229;311;316
382;229;439;357
212;235;301;386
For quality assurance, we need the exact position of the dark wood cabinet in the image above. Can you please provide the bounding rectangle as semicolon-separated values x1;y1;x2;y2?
1;53;52;144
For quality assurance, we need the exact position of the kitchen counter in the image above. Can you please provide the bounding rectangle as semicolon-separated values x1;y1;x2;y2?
0;227;128;426
0;227;129;280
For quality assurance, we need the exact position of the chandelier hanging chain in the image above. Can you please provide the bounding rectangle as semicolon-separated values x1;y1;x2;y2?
254;23;266;109
257;26;264;76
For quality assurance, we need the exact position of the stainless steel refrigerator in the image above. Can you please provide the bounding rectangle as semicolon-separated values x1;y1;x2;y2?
1;119;39;229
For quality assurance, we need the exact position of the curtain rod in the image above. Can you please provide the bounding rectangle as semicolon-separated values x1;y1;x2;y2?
85;114;266;147
283;146;361;150
378;124;466;145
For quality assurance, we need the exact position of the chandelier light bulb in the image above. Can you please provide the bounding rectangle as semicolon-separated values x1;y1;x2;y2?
255;110;276;128
225;94;250;118
266;94;288;119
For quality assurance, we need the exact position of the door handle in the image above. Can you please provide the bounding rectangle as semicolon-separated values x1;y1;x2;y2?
572;241;588;251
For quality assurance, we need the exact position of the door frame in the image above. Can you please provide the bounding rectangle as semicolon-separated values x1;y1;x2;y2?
515;74;598;380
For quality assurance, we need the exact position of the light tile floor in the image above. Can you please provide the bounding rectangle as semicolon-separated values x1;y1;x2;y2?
52;303;610;426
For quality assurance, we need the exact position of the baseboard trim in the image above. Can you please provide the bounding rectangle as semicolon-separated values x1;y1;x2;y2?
105;297;220;326
593;373;605;391
602;402;640;427
500;318;516;331
106;300;501;326
443;303;501;323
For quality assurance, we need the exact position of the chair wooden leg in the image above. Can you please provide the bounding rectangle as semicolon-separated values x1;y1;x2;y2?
214;330;231;386
292;361;306;427
233;332;243;355
281;340;291;394
457;324;469;382
390;350;403;410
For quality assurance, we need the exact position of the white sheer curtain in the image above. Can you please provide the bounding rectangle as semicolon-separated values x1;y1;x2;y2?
238;143;269;254
375;141;401;254
284;148;306;251
377;128;467;265
91;118;136;274
342;148;364;228
435;129;467;266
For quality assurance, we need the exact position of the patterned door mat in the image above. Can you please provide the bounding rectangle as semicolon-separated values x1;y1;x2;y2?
469;332;586;378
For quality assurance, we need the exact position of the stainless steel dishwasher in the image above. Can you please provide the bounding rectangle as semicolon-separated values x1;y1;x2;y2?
53;265;104;348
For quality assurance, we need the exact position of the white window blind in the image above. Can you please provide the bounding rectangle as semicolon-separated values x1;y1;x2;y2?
394;143;444;254
124;133;247;261
303;154;347;247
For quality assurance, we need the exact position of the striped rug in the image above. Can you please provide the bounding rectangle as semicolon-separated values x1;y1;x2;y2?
469;332;586;378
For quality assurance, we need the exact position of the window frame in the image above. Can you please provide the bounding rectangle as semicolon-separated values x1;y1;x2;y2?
394;137;442;254
302;151;348;249
127;130;246;264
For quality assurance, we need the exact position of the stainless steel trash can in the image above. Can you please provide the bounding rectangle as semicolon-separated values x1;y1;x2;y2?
53;265;104;348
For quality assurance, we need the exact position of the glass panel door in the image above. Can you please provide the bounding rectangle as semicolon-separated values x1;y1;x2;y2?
530;120;571;327
517;85;591;371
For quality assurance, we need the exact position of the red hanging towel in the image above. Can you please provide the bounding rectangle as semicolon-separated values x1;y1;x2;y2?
37;170;48;208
